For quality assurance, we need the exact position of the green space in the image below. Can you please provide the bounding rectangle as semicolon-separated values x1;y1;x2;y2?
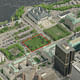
23;34;50;51
39;63;46;67
12;6;24;20
0;25;17;34
33;57;40;63
35;0;71;10
74;26;80;32
0;43;25;60
14;26;30;35
77;11;80;18
0;26;9;33
0;59;5;65
0;20;8;25
44;24;71;41
15;29;37;40
35;0;80;11
53;4;80;11
0;78;2;80
36;51;41;55
0;22;21;34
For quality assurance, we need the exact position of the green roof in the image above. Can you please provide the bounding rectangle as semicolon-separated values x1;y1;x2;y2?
66;13;80;25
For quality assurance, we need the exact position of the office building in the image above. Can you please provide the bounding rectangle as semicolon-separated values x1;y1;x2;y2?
71;53;80;80
65;13;80;30
54;41;75;76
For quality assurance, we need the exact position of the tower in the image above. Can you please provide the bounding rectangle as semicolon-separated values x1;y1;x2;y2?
54;41;75;76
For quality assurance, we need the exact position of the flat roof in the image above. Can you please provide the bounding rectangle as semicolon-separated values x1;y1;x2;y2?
38;68;60;80
66;13;80;25
57;40;74;54
69;37;80;47
73;62;80;72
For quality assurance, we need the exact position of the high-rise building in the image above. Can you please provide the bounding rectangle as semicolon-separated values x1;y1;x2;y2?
54;41;75;76
71;53;80;80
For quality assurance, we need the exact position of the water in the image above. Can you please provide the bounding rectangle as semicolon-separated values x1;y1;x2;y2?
0;0;57;22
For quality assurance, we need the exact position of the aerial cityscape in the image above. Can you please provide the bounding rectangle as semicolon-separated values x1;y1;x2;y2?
0;0;80;80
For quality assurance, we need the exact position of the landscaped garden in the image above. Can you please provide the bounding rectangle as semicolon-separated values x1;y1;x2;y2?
33;57;40;63
0;43;25;60
22;34;51;52
12;6;24;20
44;24;71;41
14;26;30;35
0;22;21;34
0;20;8;26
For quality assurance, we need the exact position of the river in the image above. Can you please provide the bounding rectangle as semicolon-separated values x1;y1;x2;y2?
0;0;58;22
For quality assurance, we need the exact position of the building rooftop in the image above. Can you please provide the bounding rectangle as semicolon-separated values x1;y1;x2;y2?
27;7;49;21
73;53;80;72
38;68;60;80
57;40;74;54
69;37;80;47
66;13;80;25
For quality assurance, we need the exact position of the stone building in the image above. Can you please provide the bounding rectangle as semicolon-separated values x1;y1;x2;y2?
65;13;80;31
54;40;75;76
27;7;51;25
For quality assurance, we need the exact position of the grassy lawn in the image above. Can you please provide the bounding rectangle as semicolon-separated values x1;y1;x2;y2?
0;43;25;60
0;20;8;25
33;57;40;63
12;6;24;20
44;24;71;41
74;26;80;32
0;78;2;80
22;34;50;51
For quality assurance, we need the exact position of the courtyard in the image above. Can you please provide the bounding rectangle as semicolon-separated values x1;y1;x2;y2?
44;24;71;41
22;33;50;52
